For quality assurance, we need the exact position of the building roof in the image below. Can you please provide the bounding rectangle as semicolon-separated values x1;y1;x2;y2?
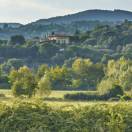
48;34;71;38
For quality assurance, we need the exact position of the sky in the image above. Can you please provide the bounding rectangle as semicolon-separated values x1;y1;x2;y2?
0;0;132;24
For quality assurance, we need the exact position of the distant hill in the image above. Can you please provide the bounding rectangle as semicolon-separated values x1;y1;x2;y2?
0;23;22;29
34;9;132;25
1;9;132;39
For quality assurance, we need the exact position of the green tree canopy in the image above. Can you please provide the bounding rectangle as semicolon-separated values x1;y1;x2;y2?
10;35;25;45
9;66;36;97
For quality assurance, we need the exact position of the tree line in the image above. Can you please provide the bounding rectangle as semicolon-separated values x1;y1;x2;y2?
0;57;131;98
1;21;132;69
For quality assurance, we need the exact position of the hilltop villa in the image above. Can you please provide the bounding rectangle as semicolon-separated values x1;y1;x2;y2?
47;34;70;44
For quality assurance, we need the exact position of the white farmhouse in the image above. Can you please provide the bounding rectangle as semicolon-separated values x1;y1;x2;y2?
48;34;70;44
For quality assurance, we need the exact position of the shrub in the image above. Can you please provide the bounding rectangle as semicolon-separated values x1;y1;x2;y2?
37;74;52;97
103;85;124;99
120;95;132;101
64;93;99;101
97;78;114;95
64;85;124;101
12;81;25;97
9;66;37;98
98;78;124;99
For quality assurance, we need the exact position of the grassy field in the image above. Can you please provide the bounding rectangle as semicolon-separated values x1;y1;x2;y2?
0;100;131;132
0;89;96;98
0;89;97;106
0;89;131;108
49;90;97;98
0;89;132;131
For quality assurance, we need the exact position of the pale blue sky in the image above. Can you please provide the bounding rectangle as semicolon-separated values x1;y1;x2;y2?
0;0;132;24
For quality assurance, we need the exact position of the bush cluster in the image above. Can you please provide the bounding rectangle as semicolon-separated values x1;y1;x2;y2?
64;85;124;101
64;93;100;101
120;95;132;101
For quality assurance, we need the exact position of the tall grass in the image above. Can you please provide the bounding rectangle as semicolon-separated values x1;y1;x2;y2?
0;101;131;132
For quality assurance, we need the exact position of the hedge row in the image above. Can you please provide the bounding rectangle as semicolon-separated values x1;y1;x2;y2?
64;93;125;101
0;101;132;132
64;85;125;101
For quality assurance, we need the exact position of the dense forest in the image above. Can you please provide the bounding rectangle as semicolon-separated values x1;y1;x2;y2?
0;20;132;69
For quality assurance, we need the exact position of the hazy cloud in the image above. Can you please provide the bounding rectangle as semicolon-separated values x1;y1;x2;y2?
0;0;132;24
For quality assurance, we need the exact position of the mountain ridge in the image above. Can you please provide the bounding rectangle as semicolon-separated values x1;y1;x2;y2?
33;9;132;25
1;9;132;39
0;23;22;29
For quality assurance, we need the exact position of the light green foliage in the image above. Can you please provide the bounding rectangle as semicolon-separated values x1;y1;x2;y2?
35;58;105;91
98;78;115;95
9;66;36;97
47;66;72;89
106;57;132;91
11;81;24;97
37;73;52;97
0;101;131;132
36;64;49;81
120;94;132;101
98;57;132;97
37;65;72;95
72;79;82;88
72;58;104;88
72;58;93;74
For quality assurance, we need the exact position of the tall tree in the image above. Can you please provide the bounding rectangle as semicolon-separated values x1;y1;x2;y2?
103;57;132;91
72;58;104;89
9;66;36;97
10;35;25;45
36;64;49;81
